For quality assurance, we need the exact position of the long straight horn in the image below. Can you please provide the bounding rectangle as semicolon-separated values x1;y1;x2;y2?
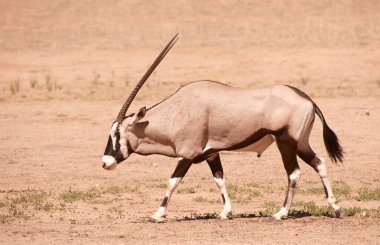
115;33;179;123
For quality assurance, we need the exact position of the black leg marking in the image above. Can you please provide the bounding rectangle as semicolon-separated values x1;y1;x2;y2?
206;153;224;178
171;159;193;178
160;197;168;207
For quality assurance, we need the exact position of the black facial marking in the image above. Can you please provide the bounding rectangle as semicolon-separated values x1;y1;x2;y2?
103;136;114;156
127;141;134;155
115;130;121;151
103;125;124;163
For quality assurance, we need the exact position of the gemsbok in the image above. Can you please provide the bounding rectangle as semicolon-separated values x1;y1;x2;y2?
102;34;344;222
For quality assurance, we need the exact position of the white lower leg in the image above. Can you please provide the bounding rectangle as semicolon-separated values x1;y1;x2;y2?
273;169;301;220
151;177;181;222
214;176;232;219
316;157;340;213
273;187;295;220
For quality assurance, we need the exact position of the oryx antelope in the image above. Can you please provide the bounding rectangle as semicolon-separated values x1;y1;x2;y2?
102;34;344;222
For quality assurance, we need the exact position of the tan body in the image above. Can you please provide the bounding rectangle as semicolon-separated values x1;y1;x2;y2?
130;81;310;160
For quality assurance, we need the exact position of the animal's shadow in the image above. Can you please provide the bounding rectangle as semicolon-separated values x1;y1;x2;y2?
137;211;337;223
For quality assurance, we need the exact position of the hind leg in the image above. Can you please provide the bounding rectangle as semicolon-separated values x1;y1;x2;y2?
298;144;341;217
206;153;232;219
273;139;301;220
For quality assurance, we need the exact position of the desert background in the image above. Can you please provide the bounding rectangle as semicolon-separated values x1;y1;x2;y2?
0;0;379;244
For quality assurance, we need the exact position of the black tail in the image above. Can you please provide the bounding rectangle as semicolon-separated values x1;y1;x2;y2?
314;105;344;163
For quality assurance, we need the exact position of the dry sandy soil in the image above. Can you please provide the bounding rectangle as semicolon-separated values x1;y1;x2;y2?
0;1;379;244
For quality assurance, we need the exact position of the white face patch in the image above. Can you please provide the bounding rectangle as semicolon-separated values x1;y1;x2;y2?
118;124;127;152
110;122;119;151
102;155;117;170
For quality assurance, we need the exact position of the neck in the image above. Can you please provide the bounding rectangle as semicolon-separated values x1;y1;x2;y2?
129;122;177;158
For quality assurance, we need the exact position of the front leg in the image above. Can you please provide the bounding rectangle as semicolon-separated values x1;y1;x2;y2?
151;158;192;222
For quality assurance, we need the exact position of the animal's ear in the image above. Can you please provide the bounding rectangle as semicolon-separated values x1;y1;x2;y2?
128;107;146;127
137;107;146;118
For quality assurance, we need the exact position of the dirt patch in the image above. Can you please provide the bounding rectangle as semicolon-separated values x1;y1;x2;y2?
0;1;379;244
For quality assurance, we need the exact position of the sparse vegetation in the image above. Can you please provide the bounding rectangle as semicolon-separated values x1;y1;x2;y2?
290;201;332;217
356;187;380;201
103;185;124;194
259;201;280;216
108;205;124;219
10;79;20;95
299;187;325;195
227;185;238;200
333;181;352;200
60;188;100;203
125;185;141;194
30;79;38;88
0;214;10;224
8;190;50;210
193;196;208;203
226;184;261;203
299;183;380;202
157;183;167;189
0;190;54;222
8;203;27;219
343;207;362;217
0;200;6;208
177;187;196;194
45;74;54;92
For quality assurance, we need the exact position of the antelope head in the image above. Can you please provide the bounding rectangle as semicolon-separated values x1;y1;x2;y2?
102;34;179;170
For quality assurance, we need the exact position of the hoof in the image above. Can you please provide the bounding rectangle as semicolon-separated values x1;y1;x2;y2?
271;214;287;221
333;208;341;218
217;215;229;220
217;211;232;220
150;216;165;223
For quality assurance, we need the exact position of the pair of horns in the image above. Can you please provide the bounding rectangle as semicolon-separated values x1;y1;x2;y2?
115;33;179;123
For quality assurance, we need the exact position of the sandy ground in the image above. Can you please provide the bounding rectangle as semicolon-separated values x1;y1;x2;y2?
0;1;379;244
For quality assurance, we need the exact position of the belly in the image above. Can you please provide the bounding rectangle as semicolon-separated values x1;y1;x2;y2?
203;134;275;157
232;134;275;157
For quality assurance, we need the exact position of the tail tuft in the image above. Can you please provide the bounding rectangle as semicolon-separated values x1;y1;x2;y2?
314;104;344;163
322;123;344;163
